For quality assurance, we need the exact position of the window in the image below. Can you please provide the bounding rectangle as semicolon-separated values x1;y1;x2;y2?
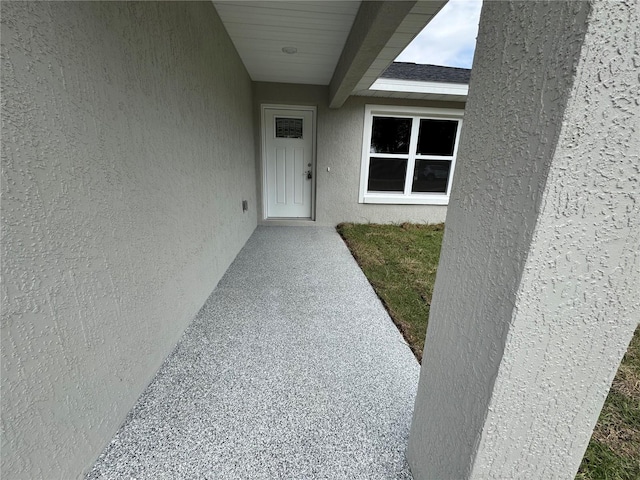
275;117;303;139
359;105;463;205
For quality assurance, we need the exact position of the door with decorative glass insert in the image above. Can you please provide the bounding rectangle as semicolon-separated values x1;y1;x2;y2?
263;108;314;219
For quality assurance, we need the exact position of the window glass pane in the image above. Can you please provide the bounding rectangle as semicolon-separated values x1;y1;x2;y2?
367;157;407;192
417;119;458;156
412;160;451;193
275;117;303;138
370;117;412;154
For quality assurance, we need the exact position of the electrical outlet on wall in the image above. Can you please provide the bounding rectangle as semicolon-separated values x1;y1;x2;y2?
242;200;248;212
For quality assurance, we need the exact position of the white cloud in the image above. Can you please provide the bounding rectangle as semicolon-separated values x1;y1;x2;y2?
395;0;482;68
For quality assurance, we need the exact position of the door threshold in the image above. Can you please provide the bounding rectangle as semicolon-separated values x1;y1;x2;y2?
260;218;316;227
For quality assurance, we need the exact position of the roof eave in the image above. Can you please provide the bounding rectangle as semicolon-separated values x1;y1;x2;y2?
369;78;468;96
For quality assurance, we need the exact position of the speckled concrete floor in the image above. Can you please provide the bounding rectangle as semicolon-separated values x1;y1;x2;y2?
87;226;419;479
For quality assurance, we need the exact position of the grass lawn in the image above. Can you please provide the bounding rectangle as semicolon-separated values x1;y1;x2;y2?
337;222;640;480
337;222;443;361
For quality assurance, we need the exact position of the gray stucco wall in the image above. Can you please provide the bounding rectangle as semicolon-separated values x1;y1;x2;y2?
253;82;465;225
408;1;639;479
468;1;639;477
1;2;256;478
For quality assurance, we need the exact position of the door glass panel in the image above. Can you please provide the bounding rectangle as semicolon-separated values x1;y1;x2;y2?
370;117;412;154
275;117;303;139
417;119;458;156
412;160;451;193
367;157;407;192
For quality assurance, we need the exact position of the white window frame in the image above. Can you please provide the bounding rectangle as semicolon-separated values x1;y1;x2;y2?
358;104;464;205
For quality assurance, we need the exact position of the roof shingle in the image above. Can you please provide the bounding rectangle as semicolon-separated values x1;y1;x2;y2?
381;62;471;84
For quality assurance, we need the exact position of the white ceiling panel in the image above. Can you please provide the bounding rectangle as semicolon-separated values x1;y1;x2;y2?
213;1;361;85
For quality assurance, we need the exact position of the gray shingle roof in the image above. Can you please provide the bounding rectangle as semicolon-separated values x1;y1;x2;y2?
381;62;471;84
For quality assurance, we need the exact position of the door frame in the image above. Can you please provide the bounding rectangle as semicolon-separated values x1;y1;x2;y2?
261;104;317;221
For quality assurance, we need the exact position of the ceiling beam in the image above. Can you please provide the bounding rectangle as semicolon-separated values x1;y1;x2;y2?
328;0;448;109
329;1;416;108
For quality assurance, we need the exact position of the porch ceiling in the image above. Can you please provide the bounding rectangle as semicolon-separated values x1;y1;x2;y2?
212;1;361;85
212;1;448;99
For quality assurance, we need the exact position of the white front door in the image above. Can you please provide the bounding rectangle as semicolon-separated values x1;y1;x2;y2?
263;107;314;219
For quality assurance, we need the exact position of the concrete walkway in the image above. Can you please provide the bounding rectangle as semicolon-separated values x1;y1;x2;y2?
87;226;420;479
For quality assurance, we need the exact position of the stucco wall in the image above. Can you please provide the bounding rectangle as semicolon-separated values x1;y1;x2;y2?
253;82;464;225
408;1;639;479
1;2;256;478
469;1;639;477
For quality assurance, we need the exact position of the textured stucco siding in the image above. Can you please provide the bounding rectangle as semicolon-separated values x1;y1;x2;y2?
253;82;464;225
1;2;256;479
470;1;639;477
408;1;639;479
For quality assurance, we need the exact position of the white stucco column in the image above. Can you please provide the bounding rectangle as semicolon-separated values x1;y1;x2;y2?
407;1;639;479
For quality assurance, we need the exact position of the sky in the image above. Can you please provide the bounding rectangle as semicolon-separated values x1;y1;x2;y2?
395;0;483;69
